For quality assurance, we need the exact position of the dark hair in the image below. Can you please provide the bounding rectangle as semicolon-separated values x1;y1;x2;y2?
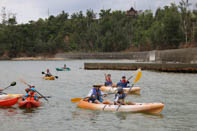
122;76;126;78
117;87;123;93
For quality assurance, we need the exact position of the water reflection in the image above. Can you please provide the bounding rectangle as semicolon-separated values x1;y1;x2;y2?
21;108;36;113
0;107;18;116
72;110;100;122
19;107;41;115
115;112;127;120
115;111;164;120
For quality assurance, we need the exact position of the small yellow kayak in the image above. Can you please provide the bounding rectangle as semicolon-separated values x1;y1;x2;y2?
8;94;24;98
42;76;55;80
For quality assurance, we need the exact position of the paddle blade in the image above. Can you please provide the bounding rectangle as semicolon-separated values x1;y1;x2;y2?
10;81;16;86
55;76;58;79
71;98;82;102
133;69;142;84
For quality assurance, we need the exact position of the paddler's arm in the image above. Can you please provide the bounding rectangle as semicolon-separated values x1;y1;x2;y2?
104;73;107;80
100;91;108;97
114;94;120;105
87;89;93;97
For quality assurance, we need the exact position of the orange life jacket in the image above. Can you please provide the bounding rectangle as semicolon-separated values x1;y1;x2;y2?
26;91;36;101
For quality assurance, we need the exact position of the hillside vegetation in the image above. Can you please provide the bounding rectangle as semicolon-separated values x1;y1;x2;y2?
0;0;197;58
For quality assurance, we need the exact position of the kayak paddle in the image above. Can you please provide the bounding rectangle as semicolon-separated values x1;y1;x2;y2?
127;68;141;81
39;96;52;98
2;81;16;90
71;98;83;103
19;78;49;101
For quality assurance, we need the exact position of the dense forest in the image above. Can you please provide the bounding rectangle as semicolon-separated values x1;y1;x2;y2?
0;0;197;58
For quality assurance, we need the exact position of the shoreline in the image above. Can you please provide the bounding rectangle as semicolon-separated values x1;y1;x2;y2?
11;57;66;61
0;47;197;63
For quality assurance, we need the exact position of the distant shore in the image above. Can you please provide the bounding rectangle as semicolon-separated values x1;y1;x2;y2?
0;48;197;63
11;57;65;61
0;56;65;61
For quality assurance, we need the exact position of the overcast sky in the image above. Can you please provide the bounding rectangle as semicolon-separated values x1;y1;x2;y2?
0;0;196;24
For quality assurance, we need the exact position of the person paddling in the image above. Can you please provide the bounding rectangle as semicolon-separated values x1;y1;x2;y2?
62;64;67;69
24;85;35;93
23;85;38;101
85;85;111;104
114;87;135;105
45;69;52;77
104;73;113;86
117;76;130;88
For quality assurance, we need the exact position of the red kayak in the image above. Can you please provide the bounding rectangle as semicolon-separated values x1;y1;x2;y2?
0;97;18;107
18;99;41;108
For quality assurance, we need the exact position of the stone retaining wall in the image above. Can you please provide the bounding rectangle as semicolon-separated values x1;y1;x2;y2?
84;63;197;73
56;48;197;63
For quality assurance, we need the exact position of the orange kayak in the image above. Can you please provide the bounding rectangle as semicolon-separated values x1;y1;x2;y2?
77;100;164;114
18;98;41;108
100;86;140;94
0;97;18;107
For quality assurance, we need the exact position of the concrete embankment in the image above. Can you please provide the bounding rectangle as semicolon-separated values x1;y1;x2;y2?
55;48;197;63
84;63;197;73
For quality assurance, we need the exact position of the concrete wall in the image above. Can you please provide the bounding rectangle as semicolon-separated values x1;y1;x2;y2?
84;63;197;72
55;52;149;61
155;48;197;63
55;48;197;63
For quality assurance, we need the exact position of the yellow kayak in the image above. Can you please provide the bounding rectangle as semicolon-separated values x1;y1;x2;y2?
8;94;24;98
42;76;55;80
0;94;24;99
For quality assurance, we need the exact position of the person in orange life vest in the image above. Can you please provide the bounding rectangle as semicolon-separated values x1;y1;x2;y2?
85;85;111;104
24;86;38;101
22;85;33;100
45;69;52;77
104;73;113;86
117;76;130;88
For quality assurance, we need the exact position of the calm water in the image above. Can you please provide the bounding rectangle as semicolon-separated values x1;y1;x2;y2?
0;60;197;131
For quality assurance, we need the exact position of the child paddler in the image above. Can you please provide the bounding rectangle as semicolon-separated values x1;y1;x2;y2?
85;85;111;104
117;76;130;88
104;73;113;86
